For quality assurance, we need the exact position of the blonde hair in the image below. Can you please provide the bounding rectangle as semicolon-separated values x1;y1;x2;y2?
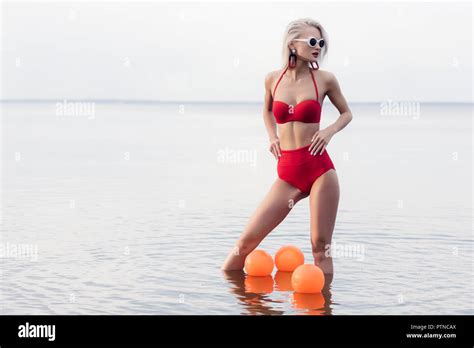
281;18;329;68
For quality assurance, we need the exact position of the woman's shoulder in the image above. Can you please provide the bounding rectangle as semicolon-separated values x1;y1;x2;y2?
264;69;283;91
265;69;283;81
316;69;337;82
315;69;342;94
313;68;330;76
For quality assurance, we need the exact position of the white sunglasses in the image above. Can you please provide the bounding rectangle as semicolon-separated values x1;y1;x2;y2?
293;36;325;48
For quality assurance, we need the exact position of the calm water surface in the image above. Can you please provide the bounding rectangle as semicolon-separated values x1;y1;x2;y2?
1;102;472;314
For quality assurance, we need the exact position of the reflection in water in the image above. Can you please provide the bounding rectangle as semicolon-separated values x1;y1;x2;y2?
291;292;325;315
245;276;274;294
221;270;284;315
274;271;293;291
222;270;334;315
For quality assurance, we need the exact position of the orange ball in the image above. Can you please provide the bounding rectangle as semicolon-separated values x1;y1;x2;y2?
244;249;274;276
275;245;305;272
291;264;325;293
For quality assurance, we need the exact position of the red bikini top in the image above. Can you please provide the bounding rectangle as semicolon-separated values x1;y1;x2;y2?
272;65;321;124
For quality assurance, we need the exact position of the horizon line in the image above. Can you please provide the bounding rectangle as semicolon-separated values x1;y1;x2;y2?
1;99;472;105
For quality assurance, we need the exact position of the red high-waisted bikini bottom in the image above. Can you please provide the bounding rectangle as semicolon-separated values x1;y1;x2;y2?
277;144;336;195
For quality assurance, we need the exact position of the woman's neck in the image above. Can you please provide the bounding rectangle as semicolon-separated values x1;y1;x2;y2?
286;58;310;81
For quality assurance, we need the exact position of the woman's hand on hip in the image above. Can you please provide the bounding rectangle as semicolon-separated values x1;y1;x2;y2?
269;136;282;160
309;127;335;155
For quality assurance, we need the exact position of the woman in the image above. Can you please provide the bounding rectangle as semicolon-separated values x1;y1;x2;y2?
221;18;352;278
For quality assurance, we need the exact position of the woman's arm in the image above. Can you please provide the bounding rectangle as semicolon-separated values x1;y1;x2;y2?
309;72;353;155
263;72;278;141
325;72;353;135
263;72;281;159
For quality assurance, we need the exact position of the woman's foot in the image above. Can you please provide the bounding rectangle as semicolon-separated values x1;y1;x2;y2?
221;246;247;271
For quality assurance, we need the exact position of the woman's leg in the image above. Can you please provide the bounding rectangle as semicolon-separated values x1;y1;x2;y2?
221;178;308;271
309;169;339;276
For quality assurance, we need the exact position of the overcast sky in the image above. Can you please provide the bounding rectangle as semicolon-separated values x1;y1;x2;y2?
1;1;472;102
